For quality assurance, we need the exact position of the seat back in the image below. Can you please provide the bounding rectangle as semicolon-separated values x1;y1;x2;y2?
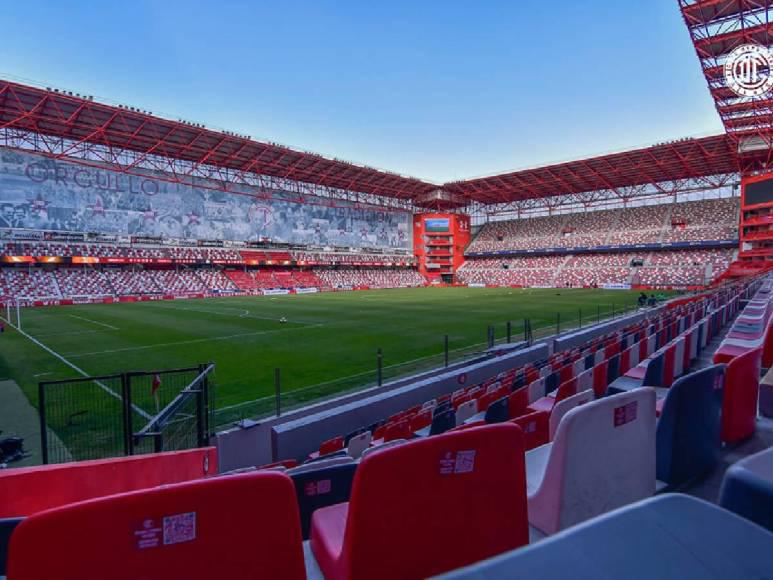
607;354;620;384
455;400;478;426
642;349;665;386
528;378;545;403
0;448;216;519
763;319;773;368
484;396;510;423
291;463;358;539
360;439;407;460
576;369;592;393
656;365;725;486
511;411;549;450
340;424;529;579
347;431;373;458
661;343;677;387
719;446;773;532
530;388;656;534
548;389;594;441
0;518;21;576
409;409;433;433
592;362;607;398
383;419;411;442
319;436;345;456
430;409;456;435
722;347;762;444
7;472;306;580
508;388;529;418
673;337;686;380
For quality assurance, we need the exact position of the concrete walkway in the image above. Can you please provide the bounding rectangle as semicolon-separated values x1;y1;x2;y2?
0;379;70;467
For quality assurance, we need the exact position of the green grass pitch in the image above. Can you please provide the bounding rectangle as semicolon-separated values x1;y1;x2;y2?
0;287;653;426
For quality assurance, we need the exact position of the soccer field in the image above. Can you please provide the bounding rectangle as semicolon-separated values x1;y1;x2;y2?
0;287;652;425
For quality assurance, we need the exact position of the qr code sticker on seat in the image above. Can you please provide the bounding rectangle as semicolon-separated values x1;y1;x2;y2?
163;511;197;546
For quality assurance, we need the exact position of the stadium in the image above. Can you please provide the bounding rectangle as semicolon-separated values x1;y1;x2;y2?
1;1;773;578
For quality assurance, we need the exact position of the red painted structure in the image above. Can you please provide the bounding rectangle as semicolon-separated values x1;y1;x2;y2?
413;213;471;282
740;173;773;268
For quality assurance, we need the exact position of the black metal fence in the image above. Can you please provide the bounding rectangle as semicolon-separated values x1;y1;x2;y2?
39;364;215;464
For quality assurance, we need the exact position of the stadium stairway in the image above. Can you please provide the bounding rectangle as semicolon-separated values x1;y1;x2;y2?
552;256;573;284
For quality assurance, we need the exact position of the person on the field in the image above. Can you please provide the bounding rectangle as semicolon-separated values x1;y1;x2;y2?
638;292;647;307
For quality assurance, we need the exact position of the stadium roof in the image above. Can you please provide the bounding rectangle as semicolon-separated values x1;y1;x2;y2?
442;135;739;204
0;80;437;201
679;1;773;143
0;78;746;208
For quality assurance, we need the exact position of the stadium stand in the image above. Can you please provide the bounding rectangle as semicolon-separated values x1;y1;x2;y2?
104;270;161;296
54;268;114;298
457;248;736;288
316;268;425;289
0;269;60;300
195;269;237;291
466;199;738;254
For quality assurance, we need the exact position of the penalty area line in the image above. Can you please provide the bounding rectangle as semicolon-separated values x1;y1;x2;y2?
68;314;119;330
4;317;152;420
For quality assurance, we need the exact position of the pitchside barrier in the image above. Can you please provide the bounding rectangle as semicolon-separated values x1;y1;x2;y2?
38;364;215;464
213;307;659;469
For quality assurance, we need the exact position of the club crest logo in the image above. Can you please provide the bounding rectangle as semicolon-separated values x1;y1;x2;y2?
724;44;773;97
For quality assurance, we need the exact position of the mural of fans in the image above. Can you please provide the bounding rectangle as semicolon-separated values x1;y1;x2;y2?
0;150;412;250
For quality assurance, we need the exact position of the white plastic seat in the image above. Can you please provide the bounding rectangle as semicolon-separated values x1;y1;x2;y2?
528;378;546;403
485;381;501;394
347;431;372;458
526;388;656;535
455;400;478;426
673;337;686;378
548;389;594;441
576;370;592;393
359;438;406;460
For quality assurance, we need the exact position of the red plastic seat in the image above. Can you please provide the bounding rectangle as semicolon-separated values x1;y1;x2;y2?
722;347;763;444
409;409;433;432
309;424;529;580
320;436;345;456
511;411;549;450
383;419;411;442
592;362;608;398
508;388;529;418
7;471;306;580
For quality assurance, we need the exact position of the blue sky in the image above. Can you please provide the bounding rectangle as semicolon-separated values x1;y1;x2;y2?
0;0;723;183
